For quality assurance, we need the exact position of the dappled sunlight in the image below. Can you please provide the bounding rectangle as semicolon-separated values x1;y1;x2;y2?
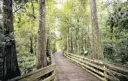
56;0;67;10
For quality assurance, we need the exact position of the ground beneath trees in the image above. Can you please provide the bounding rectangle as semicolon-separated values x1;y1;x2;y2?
53;51;100;81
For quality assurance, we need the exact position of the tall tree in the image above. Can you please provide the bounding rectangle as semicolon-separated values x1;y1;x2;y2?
89;0;103;59
36;0;47;68
0;0;20;80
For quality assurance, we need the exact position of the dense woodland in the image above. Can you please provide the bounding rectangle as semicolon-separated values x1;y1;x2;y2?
0;0;128;80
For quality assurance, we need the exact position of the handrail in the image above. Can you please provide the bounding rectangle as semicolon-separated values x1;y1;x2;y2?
9;64;56;81
64;52;128;81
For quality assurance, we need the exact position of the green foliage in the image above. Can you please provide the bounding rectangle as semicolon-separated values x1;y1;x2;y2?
107;2;128;29
55;0;90;54
115;37;128;65
18;52;36;74
14;0;57;74
105;2;128;65
14;0;34;4
14;2;38;74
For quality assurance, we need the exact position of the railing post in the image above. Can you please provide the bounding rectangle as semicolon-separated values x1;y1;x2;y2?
54;71;56;81
104;64;107;81
64;51;66;57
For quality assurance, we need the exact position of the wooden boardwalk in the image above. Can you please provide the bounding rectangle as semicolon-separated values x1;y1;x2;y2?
53;51;101;81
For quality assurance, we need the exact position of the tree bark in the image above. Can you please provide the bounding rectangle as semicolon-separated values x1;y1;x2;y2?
36;0;47;68
70;31;73;53
89;0;103;59
67;26;69;53
46;27;51;65
0;0;20;80
30;36;33;54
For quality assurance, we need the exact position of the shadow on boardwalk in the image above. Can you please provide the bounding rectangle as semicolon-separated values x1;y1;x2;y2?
53;51;101;81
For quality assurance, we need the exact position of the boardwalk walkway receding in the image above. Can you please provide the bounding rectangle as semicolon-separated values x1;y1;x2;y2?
53;51;101;81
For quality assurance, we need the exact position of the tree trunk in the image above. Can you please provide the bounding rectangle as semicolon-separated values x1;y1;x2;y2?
46;28;51;65
0;0;21;80
70;31;73;53
86;26;91;51
67;27;69;53
89;0;103;59
30;36;33;54
36;0;47;68
81;29;84;52
75;28;77;53
77;28;80;54
29;0;35;54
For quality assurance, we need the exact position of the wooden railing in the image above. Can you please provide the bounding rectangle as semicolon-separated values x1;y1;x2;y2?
64;52;128;81
9;64;56;81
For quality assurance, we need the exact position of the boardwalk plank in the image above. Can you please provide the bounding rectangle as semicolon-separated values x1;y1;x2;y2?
53;51;101;81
